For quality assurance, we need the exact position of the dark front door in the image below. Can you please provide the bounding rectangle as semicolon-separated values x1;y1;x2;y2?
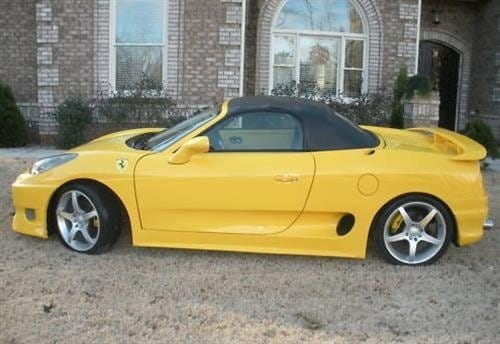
418;41;460;130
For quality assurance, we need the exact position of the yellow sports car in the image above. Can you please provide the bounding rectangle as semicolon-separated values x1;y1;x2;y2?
11;96;494;265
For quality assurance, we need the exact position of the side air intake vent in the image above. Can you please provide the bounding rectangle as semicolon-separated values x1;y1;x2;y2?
337;214;355;236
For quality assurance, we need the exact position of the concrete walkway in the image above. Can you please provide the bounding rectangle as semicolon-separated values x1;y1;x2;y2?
0;146;63;160
485;157;500;173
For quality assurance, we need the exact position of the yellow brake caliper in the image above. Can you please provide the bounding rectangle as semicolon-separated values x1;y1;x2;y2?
390;214;404;233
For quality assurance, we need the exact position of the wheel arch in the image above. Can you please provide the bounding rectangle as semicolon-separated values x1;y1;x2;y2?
46;178;131;237
368;192;459;246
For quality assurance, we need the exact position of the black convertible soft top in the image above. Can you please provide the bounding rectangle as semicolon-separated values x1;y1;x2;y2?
227;96;378;151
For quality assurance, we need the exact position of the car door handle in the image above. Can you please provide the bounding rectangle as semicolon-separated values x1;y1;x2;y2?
274;174;299;183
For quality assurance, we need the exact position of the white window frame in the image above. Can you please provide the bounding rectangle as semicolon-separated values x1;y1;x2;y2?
109;0;169;91
269;0;369;98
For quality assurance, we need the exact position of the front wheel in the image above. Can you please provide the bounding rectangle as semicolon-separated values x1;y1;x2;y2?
374;196;453;266
53;184;121;254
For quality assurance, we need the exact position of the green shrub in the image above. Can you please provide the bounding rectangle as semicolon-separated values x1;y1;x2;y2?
0;80;28;147
328;93;391;126
389;102;404;129
393;66;409;102
407;74;431;98
461;119;498;159
163;112;189;128
96;74;175;125
270;80;300;97
270;81;392;126
390;66;409;129
270;80;338;101
52;95;92;149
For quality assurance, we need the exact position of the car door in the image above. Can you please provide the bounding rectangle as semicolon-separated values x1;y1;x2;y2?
134;111;315;234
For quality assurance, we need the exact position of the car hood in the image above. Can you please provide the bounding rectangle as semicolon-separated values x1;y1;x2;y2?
71;128;163;154
363;126;486;161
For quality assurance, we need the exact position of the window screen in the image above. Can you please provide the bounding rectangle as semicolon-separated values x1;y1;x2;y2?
114;0;165;90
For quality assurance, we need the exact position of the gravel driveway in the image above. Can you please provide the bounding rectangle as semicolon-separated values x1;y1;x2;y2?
0;156;499;344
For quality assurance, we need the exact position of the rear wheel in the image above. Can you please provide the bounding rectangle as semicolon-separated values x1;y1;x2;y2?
53;184;121;254
374;196;453;265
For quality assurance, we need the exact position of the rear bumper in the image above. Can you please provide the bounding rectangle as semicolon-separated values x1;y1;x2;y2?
484;217;495;230
11;173;55;239
452;195;489;246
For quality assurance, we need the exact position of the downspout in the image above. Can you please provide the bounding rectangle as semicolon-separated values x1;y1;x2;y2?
179;0;184;99
239;0;247;96
415;0;422;75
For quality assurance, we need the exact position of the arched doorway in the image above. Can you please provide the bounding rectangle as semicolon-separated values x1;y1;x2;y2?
418;41;460;130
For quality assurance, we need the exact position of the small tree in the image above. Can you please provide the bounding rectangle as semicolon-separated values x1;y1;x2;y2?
52;95;93;149
390;66;408;129
461;119;498;159
407;74;431;98
0;81;28;147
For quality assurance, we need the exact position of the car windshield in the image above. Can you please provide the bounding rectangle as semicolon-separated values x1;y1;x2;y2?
146;107;219;151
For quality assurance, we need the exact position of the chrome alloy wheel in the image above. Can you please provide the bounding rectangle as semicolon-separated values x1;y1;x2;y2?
56;190;100;252
383;202;446;265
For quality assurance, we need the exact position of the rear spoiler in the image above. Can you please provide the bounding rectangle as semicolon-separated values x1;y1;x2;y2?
407;127;487;161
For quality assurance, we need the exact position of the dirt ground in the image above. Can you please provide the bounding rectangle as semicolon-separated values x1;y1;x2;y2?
0;157;499;344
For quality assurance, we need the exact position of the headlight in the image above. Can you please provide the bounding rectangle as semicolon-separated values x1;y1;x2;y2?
31;153;78;175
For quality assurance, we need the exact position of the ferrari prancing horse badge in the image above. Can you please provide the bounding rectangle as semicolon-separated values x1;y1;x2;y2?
116;158;129;173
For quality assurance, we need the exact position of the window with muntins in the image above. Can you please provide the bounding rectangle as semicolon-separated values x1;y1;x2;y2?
272;0;366;98
113;0;165;90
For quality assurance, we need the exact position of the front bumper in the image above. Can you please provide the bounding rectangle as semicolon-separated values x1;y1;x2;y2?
11;173;55;239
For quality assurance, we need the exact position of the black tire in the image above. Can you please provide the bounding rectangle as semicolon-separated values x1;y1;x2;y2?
373;195;453;266
51;183;121;254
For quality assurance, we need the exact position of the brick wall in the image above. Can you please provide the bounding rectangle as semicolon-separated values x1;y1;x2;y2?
377;0;419;91
31;0;95;137
470;0;500;139
180;0;226;104
421;0;477;44
180;0;243;104
3;0;500;142
0;1;37;103
93;0;244;105
51;1;95;102
12;0;245;140
243;0;260;95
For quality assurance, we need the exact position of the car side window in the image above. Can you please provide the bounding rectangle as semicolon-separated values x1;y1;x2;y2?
205;112;304;151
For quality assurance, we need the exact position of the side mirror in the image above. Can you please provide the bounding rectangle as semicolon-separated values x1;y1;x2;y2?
168;136;209;165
